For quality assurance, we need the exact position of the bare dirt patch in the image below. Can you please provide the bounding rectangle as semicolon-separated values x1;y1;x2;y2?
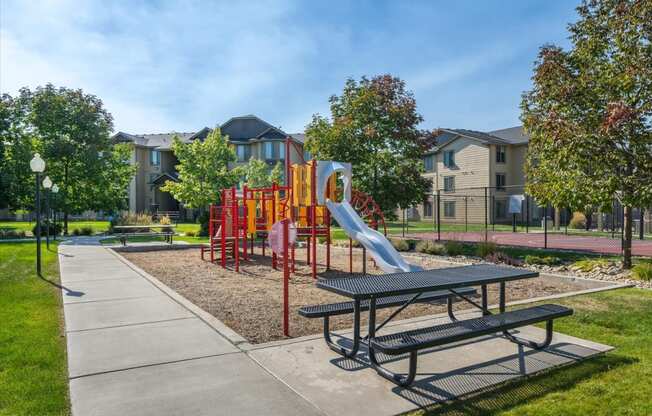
121;245;590;344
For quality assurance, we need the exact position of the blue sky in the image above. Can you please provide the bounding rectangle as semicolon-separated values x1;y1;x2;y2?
0;0;577;135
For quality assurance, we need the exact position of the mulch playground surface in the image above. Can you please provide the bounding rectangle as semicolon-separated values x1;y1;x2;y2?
407;231;652;257
123;246;587;344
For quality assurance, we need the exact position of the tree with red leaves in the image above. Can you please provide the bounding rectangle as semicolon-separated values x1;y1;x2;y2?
522;0;652;268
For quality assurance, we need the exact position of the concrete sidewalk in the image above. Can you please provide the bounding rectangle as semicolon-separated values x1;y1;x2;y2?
60;242;613;416
59;244;322;416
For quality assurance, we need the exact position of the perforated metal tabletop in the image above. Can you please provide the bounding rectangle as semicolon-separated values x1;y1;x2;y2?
316;264;538;299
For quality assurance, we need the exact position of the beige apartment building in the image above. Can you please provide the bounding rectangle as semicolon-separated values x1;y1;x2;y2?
112;115;306;218
411;126;541;224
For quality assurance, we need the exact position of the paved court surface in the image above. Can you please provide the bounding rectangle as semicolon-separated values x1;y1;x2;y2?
408;231;652;256
59;240;613;416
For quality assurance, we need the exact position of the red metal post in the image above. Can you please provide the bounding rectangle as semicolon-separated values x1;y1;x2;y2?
282;218;289;337
232;188;239;272
221;191;226;268
209;204;214;263
311;160;317;279
325;179;331;271
271;183;277;270
242;185;248;261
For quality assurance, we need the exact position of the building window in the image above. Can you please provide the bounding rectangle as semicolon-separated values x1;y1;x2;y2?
150;150;160;166
236;145;247;162
495;199;507;219
444;201;456;218
423;201;433;217
279;143;285;160
496;145;506;163
443;150;455;168
265;142;274;159
423;155;434;172
496;173;506;190
444;176;455;192
303;149;311;161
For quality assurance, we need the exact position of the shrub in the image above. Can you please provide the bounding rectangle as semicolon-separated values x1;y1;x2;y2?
415;240;446;255
569;212;587;229
390;238;410;252
110;213;153;233
524;255;562;266
444;240;464;256
31;222;62;237
0;228;26;239
632;262;652;281
80;226;94;236
159;215;172;225
486;252;524;266
185;230;197;237
572;258;610;272
198;211;210;237
476;241;497;258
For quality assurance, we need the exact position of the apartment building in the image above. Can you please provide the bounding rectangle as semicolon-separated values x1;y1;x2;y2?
412;126;540;224
112;115;305;216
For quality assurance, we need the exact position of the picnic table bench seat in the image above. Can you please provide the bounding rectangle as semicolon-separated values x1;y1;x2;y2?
368;303;573;386
298;287;477;319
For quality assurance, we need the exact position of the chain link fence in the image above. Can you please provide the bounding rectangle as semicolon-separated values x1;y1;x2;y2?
402;184;652;257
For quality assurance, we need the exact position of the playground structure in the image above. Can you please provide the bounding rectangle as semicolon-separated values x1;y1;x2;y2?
202;137;421;335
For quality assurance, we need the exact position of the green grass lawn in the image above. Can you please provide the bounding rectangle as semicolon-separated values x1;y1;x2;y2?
0;242;70;415
416;288;652;416
0;220;110;236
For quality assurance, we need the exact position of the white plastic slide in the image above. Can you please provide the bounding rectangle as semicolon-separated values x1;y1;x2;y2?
316;160;422;273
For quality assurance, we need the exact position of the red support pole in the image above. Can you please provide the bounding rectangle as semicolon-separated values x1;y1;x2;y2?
209;204;214;263
233;188;239;272
349;238;353;274
282;219;289;337
311;160;317;279
221;191;226;268
271;184;277;270
242;185;248;261
325;180;331;271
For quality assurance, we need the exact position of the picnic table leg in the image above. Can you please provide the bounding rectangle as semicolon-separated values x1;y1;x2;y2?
499;281;554;349
367;297;417;387
323;298;360;358
481;284;489;316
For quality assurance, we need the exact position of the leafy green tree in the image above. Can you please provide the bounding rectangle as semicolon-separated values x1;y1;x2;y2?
161;128;240;209
242;158;283;188
0;93;34;210
305;75;434;217
1;85;135;232
521;0;652;267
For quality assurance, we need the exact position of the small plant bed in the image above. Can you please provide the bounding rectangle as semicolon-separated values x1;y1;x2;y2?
121;245;597;344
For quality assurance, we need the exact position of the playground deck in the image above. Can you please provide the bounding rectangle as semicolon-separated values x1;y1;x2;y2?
407;231;652;257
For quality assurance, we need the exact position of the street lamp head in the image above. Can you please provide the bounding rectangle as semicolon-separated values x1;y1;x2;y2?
30;153;46;173
52;184;59;193
43;176;53;189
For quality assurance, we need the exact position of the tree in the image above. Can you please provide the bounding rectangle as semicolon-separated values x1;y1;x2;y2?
161;128;241;209
0;93;34;210
242;158;283;188
305;75;434;217
521;0;652;268
1;85;135;232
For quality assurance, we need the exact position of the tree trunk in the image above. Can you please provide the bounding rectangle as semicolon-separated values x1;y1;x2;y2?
554;207;561;230
623;205;632;269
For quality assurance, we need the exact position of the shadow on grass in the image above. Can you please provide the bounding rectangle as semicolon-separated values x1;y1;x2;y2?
413;353;635;415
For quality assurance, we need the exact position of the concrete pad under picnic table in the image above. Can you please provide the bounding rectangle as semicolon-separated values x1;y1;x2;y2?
61;276;161;304
69;353;323;416
248;313;612;416
63;295;195;332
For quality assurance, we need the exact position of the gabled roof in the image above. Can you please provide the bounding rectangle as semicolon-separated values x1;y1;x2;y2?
149;172;179;185
488;126;530;145
111;115;305;148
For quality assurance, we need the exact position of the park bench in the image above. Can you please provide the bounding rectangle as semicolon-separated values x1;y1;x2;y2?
111;225;176;246
305;264;574;387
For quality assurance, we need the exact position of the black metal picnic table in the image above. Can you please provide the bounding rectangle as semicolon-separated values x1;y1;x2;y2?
315;264;550;385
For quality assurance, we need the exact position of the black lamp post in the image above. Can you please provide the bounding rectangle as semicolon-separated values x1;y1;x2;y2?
30;153;46;276
52;184;59;241
43;176;52;248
